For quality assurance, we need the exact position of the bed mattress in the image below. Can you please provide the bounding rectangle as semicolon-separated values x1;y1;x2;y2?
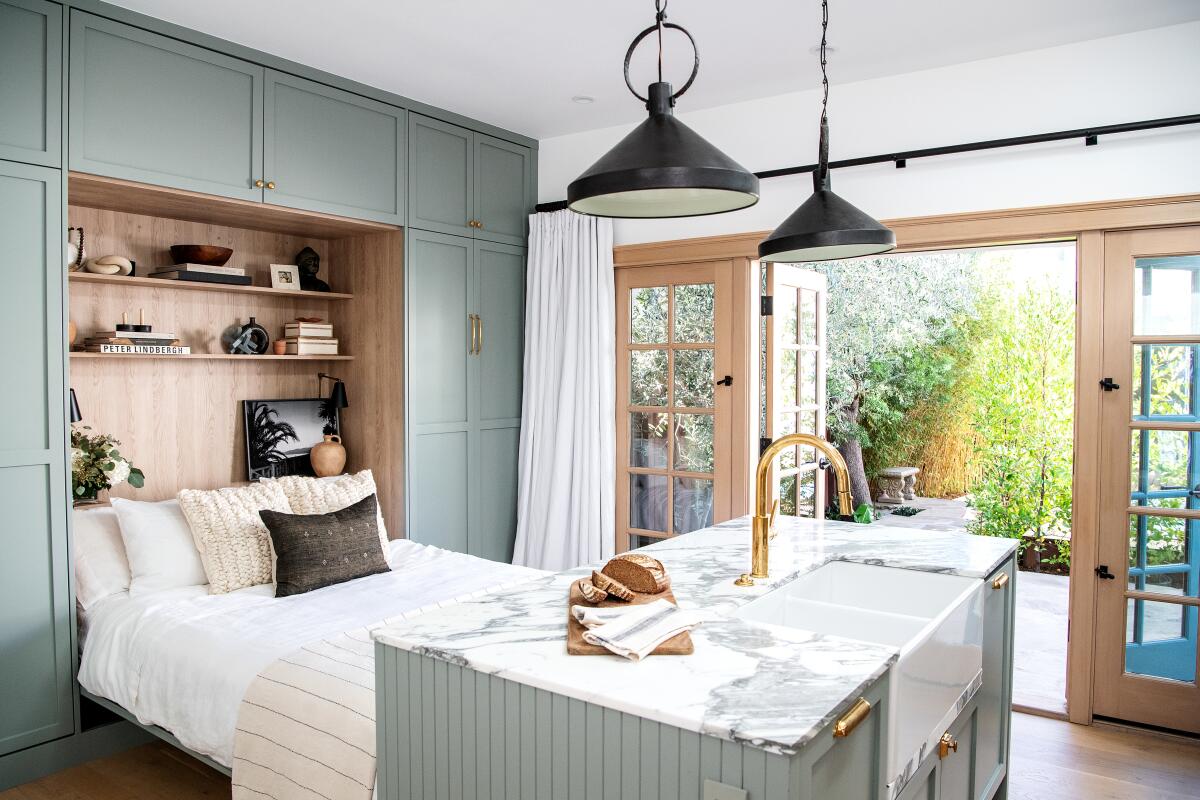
78;539;542;767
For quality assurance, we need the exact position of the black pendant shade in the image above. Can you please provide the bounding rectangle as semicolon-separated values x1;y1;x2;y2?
328;380;349;410
758;172;896;263
569;83;759;219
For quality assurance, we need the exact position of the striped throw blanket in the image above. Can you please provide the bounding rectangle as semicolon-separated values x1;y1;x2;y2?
230;578;536;800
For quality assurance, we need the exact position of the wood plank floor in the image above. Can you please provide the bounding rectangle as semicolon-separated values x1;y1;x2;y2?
3;714;1198;799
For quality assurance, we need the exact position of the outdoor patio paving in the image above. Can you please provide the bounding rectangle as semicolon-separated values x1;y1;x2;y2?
876;497;1069;714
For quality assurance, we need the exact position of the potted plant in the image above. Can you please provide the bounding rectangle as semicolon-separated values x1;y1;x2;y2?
70;426;145;504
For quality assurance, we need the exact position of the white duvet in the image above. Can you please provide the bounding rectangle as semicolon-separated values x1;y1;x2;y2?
78;539;543;768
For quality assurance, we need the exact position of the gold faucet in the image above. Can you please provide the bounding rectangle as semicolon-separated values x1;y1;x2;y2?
735;434;855;586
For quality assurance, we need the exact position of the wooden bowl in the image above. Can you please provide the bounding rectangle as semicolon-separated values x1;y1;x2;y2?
169;245;233;266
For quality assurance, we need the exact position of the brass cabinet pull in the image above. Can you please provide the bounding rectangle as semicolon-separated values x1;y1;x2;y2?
266;181;276;190
992;571;1010;590
468;314;479;354
476;219;484;229
476;315;483;353
832;697;871;738
254;179;265;188
938;732;959;759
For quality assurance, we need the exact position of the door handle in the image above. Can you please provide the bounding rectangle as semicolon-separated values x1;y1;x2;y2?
1095;564;1116;580
468;314;479;354
477;315;483;354
1099;377;1120;391
716;375;733;386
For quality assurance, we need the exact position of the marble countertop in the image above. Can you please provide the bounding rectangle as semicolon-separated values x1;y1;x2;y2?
373;515;1017;755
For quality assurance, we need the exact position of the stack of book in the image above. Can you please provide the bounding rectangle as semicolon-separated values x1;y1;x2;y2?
84;330;190;355
149;263;252;286
279;321;337;355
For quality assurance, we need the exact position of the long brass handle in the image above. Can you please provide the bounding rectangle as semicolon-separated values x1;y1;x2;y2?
832;697;871;738
468;314;478;354
992;571;1010;590
476;315;483;353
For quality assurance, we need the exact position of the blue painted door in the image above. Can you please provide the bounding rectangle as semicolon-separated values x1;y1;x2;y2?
0;160;72;755
0;0;61;167
1095;228;1200;733
68;12;264;201
264;70;405;224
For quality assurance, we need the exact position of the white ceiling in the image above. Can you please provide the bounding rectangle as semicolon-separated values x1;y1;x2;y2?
108;0;1200;140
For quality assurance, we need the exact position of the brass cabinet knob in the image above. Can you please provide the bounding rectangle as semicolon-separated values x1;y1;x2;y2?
938;732;959;759
476;219;484;229
992;571;1010;590
254;179;265;188
266;181;276;190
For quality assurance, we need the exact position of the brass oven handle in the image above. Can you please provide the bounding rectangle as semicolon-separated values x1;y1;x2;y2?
992;571;1010;590
832;697;871;738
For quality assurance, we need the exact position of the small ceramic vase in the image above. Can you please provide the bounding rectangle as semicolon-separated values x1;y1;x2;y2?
310;434;346;477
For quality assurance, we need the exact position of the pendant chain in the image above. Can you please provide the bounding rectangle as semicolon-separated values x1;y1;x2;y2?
655;0;668;84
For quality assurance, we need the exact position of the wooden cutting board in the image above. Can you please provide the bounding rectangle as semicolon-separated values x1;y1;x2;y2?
566;578;694;656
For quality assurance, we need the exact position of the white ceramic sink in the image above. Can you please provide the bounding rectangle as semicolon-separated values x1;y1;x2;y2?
735;561;985;783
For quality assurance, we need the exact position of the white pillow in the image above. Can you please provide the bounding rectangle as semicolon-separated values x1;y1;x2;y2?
72;507;132;609
270;470;390;553
177;482;292;595
112;498;208;596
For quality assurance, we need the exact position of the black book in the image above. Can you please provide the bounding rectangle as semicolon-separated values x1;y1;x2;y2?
150;271;253;286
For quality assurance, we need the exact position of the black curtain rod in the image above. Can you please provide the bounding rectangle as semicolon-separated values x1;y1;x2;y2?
535;113;1200;213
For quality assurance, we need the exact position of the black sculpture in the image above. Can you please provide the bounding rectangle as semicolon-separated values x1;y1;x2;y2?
295;246;330;292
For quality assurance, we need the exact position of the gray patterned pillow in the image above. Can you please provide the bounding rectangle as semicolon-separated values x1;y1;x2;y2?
259;494;390;597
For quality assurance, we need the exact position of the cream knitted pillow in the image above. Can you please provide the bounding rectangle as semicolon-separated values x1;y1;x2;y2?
178;482;292;594
270;470;389;555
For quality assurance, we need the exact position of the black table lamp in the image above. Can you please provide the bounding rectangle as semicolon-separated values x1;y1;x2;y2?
69;388;83;423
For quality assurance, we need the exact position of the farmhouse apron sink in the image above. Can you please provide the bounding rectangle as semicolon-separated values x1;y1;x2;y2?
734;560;986;783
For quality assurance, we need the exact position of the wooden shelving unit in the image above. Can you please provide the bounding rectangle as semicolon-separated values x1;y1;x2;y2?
68;271;354;301
69;352;353;361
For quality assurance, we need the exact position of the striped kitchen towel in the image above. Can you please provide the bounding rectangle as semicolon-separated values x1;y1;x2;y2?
571;599;702;661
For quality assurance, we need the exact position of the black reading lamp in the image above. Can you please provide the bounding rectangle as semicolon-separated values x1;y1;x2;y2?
314;373;349;477
318;373;349;411
69;388;83;423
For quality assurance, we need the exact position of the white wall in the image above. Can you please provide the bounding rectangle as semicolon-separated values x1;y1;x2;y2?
538;22;1200;246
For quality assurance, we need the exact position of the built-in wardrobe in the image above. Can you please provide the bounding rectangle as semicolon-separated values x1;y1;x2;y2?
0;0;534;786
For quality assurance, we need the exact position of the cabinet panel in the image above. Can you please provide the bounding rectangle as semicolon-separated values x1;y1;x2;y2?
410;431;469;553
69;12;263;201
472;426;519;563
409;114;473;237
474;135;530;246
476;242;525;423
0;160;70;757
975;559;1014;799
408;231;473;427
939;707;977;800
0;0;61;166
897;757;938;800
264;71;404;224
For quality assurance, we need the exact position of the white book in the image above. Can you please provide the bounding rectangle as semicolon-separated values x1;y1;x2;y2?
159;263;246;276
284;323;334;337
95;344;191;355
283;340;338;355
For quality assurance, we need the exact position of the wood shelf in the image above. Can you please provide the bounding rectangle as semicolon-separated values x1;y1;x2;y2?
70;352;353;361
68;271;354;300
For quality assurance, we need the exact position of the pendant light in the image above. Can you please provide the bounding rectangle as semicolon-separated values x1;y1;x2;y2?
568;0;759;219
758;0;895;262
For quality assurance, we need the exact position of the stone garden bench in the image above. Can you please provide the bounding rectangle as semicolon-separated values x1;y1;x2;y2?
877;466;919;505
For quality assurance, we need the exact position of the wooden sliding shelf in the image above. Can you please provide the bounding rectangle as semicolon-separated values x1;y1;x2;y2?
68;271;354;300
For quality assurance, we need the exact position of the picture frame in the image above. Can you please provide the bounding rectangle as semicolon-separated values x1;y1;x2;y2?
270;263;301;291
242;398;340;480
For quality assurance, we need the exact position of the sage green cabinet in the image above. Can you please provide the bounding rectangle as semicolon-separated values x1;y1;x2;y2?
0;160;72;756
69;12;264;201
939;707;977;800
409;114;531;246
975;561;1014;800
264;70;405;224
0;0;61;167
406;231;525;562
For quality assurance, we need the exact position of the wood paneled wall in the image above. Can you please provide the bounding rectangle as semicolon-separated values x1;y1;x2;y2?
66;207;406;536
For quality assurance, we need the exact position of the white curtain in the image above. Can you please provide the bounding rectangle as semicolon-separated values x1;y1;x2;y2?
512;210;615;571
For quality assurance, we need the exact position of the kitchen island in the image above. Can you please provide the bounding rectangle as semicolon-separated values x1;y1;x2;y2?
373;516;1017;800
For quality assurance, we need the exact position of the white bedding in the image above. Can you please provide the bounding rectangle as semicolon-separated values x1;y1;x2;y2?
78;539;542;768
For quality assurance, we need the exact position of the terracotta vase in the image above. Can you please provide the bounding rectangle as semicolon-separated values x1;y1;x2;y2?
310;434;346;477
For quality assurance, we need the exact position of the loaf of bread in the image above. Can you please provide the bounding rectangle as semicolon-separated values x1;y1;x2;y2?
601;553;670;594
591;570;634;601
578;579;608;603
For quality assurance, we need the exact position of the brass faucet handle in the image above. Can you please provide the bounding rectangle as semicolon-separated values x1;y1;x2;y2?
768;499;780;539
734;573;756;587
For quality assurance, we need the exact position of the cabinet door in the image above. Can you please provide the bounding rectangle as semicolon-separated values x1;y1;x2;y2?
406;230;475;552
69;12;263;201
470;242;525;562
0;0;61;166
264;70;405;224
939;706;977;800
408;114;474;237
974;558;1014;800
473;134;530;246
0;161;72;755
897;756;938;800
796;677;889;799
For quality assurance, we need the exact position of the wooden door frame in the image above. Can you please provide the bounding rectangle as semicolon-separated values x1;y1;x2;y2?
613;192;1200;727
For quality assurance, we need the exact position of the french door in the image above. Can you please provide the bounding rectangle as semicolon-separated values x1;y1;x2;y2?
1094;225;1200;732
615;262;735;552
763;265;828;518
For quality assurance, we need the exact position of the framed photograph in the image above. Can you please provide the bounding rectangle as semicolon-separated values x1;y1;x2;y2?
242;398;340;480
270;263;301;291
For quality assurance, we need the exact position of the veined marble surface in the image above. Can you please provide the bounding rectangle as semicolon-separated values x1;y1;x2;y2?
373;515;1017;755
